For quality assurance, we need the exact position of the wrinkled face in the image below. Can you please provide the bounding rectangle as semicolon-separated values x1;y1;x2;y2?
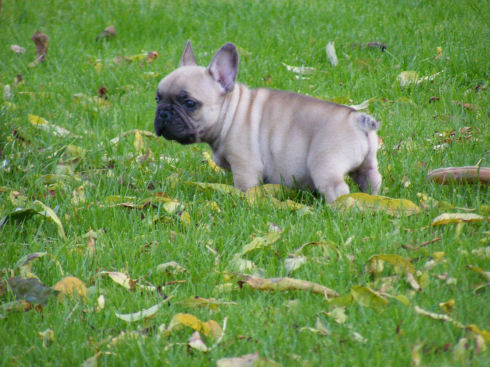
154;66;223;145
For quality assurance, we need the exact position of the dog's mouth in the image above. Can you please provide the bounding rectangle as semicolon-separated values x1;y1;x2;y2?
154;106;196;144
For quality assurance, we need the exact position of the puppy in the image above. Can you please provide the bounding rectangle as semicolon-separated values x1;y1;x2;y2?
154;42;381;203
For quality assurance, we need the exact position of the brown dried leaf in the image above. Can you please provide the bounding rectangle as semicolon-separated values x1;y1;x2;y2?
29;30;49;66
97;25;116;40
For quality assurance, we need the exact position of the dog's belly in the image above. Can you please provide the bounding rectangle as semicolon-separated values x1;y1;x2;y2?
262;153;315;190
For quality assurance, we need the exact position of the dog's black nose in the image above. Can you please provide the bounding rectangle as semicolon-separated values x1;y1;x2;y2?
159;107;173;122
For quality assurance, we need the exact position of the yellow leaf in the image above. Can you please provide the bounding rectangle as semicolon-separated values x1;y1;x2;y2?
333;193;422;217
33;200;66;239
432;213;488;226
245;184;288;201
52;276;87;300
109;129;155;145
98;271;133;290
239;275;338;298
28;114;72;137
240;231;281;256
165;313;223;338
38;328;54;348
467;265;490;281
179;211;191;224
323;307;347;324
203;151;222;172
350;286;388;310
368;254;415;274
133;130;145;153
467;325;490;342
438;299;455;314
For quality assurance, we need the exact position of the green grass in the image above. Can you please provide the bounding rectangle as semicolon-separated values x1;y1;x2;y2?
1;0;489;366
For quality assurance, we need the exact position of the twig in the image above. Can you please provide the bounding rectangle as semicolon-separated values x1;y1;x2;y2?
401;237;441;250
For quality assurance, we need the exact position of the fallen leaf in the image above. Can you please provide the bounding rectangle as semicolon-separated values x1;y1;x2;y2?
0;208;38;228
28;114;73;138
29;30;49;66
396;70;443;87
428;166;490;184
368;254;415;275
414;305;465;328
325;42;338;66
300;317;330;336
467;265;490;281
163;313;222;338
188;331;209;352
52;276;87;300
97;25;116;40
98;271;134;290
284;256;307;274
431;213;487;226
95;294;105;312
115;300;166;322
291;241;341;258
155;261;188;276
230;255;258;272
350;286;388;310
348;97;376;111
14;252;47;278
333;193;422;217
239;231;281;256
439;299;455;314
109;129;155;145
177;296;237;311
282;63;316;75
11;45;26;54
238;275;338;298
38;328;54;348
7;277;58;305
323;307;347;324
203;151;223;172
33;200;66;239
217;352;282;367
0;300;31;317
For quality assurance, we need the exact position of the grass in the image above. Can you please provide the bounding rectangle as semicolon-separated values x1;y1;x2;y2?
1;0;489;366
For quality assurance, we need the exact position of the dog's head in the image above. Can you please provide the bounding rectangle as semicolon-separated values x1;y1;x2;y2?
154;41;238;144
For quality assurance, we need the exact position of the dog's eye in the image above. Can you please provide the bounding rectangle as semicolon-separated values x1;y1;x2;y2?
183;99;196;110
155;95;160;103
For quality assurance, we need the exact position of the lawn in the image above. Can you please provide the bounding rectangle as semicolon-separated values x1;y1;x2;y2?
0;0;489;366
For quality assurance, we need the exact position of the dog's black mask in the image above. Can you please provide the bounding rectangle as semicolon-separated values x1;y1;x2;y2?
154;103;196;145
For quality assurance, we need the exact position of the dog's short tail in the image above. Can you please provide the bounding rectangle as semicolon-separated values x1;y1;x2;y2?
357;113;380;132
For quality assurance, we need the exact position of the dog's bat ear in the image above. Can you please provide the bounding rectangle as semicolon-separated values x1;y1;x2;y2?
208;43;239;93
179;40;197;67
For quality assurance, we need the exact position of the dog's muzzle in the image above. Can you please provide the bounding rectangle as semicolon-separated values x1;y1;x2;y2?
154;106;174;136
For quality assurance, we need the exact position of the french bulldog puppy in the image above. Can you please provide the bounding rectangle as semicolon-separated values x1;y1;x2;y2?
154;41;381;203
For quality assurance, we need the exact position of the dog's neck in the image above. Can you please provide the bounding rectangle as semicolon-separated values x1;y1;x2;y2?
207;83;246;151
